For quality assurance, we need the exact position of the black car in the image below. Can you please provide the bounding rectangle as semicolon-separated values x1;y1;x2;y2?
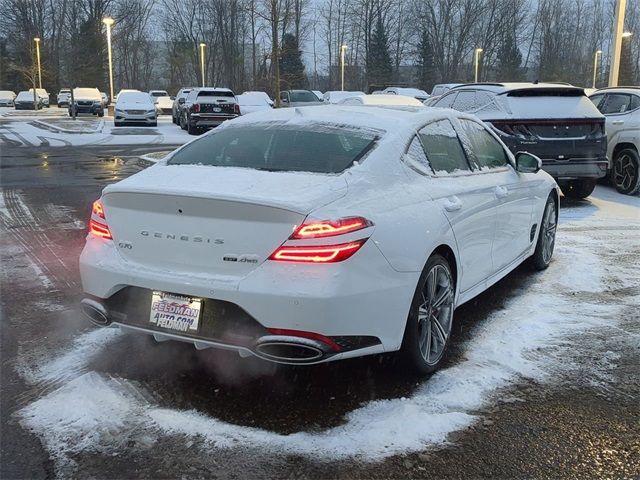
14;91;43;110
180;87;240;135
430;83;607;199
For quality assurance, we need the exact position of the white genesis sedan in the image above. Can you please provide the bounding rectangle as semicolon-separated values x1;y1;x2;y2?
80;106;559;374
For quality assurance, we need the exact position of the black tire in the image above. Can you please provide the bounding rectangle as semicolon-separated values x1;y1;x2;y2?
114;121;122;127
172;115;176;124
187;122;199;135
179;113;187;130
150;121;157;127
400;254;455;375
530;194;557;271
98;111;104;117
610;148;640;195
560;178;597;199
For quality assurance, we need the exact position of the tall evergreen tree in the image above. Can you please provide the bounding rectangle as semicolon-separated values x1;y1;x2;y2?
415;29;437;92
496;32;523;81
366;15;392;88
279;33;306;89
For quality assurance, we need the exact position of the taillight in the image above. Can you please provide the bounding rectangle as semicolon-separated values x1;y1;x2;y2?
234;103;240;115
89;219;112;239
291;217;373;239
269;240;366;263
89;199;112;240
193;103;200;113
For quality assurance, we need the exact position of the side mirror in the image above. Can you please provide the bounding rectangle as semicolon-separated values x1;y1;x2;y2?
178;98;185;104
279;93;289;103
515;151;542;173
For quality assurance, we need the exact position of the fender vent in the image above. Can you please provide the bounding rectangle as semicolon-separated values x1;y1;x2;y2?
530;224;538;242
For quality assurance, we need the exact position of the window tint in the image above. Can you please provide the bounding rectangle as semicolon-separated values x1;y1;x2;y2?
602;93;639;114
289;91;319;102
630;95;640;111
459;120;508;169
168;123;378;174
198;90;235;98
434;92;457;108
418;120;471;174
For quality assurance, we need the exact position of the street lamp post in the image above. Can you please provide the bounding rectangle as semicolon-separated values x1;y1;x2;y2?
34;37;42;89
102;17;115;113
592;50;602;88
609;0;628;87
199;43;206;87
340;44;347;91
474;48;483;83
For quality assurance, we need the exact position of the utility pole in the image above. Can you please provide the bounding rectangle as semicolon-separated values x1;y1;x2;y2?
608;0;627;87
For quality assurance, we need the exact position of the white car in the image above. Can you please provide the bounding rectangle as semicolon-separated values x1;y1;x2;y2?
80;106;558;374
154;96;174;115
323;91;365;104
114;91;157;127
430;83;463;97
589;87;640;195
149;90;169;98
115;89;141;102
338;94;425;107
0;90;16;107
28;88;50;107
57;89;71;107
383;87;430;101
237;93;273;114
101;92;109;106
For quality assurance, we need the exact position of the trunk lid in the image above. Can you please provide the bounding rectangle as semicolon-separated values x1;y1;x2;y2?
101;165;347;278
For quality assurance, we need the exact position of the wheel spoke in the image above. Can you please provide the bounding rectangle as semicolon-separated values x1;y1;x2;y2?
431;314;447;345
432;285;451;308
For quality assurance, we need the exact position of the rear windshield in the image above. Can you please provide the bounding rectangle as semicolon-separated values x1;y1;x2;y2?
290;91;319;102
168;123;379;174
198;90;235;98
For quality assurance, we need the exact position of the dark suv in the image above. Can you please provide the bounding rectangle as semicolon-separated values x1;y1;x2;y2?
180;88;240;135
431;83;607;199
172;87;193;124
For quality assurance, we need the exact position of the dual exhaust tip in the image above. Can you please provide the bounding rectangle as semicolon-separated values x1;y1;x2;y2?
80;298;331;363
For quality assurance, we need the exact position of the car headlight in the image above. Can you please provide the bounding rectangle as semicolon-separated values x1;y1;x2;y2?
115;108;124;114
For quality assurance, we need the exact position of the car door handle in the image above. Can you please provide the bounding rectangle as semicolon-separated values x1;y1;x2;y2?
443;197;462;212
494;186;509;198
611;120;624;125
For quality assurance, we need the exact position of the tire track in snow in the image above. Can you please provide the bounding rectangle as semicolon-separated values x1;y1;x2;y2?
0;189;78;290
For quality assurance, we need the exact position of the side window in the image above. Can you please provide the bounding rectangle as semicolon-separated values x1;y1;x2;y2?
589;93;606;112
418;120;471;174
630;95;640;111
451;91;476;111
459;120;509;170
434;92;457;108
405;136;430;173
602;93;633;114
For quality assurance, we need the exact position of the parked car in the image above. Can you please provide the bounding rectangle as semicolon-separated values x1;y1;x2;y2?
430;83;607;199
312;90;324;101
338;94;425;108
114;91;157;127
323;91;366;104
279;89;324;107
237;92;274;115
149;90;169;99
115;89;140;102
589;87;640;195
154;95;174;115
180;87;239;135
57;89;71;107
240;91;274;106
14;90;43;110
28;88;50;107
69;88;104;117
430;83;463;97
172;88;193;124
80;105;558;375
383;87;430;101
100;92;109;106
0;90;16;107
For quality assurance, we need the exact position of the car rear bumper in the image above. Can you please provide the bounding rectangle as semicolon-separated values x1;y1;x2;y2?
190;114;238;128
541;158;609;179
79;235;416;363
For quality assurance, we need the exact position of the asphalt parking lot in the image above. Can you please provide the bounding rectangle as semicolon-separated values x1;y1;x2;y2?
1;141;639;479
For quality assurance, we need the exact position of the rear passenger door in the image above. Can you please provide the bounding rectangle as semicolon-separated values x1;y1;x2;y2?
409;119;497;293
457;119;536;271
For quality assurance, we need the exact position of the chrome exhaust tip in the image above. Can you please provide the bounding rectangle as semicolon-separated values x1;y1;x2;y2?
80;298;111;327
254;335;328;363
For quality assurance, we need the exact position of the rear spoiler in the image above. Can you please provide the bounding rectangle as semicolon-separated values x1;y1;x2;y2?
503;87;585;97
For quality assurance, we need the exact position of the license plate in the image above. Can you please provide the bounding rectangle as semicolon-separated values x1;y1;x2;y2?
149;291;202;333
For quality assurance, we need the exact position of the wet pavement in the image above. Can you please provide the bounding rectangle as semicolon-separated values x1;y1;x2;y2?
1;144;639;479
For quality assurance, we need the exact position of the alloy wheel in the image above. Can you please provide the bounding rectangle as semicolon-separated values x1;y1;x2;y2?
417;264;454;366
613;153;637;192
541;201;557;264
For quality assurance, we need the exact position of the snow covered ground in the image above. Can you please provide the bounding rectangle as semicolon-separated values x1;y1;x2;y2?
4;178;637;475
0;107;190;147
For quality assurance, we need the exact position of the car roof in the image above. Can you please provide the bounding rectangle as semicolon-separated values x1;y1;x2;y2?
344;94;425;106
224;104;477;135
194;87;233;93
592;86;640;95
453;82;584;95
